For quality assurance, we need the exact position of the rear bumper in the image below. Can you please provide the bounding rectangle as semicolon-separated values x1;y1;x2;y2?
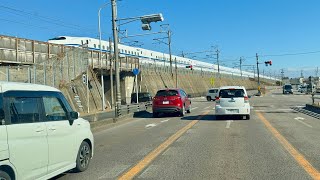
215;105;250;115
153;106;181;113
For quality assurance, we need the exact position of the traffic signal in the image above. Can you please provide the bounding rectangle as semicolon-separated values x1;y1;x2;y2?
186;65;193;70
264;60;272;66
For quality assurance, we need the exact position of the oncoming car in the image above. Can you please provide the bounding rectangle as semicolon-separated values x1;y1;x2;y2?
0;82;94;180
206;88;219;101
215;86;251;120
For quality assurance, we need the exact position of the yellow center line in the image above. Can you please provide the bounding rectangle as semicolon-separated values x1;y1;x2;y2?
256;112;320;180
118;111;209;180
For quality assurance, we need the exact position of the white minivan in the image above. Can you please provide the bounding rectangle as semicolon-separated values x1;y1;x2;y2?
0;82;94;180
215;86;251;120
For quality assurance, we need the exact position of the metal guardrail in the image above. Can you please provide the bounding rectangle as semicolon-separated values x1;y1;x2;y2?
311;93;320;106
119;102;152;116
82;101;152;122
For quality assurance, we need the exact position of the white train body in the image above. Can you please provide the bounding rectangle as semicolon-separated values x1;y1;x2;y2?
48;36;275;80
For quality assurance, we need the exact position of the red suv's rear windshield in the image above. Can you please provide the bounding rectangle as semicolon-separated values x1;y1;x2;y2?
155;90;179;97
219;89;245;98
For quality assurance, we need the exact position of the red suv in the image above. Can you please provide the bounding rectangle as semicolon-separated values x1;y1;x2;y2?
152;88;192;117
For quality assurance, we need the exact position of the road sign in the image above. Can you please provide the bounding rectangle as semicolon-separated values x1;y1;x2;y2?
133;68;140;75
210;78;215;85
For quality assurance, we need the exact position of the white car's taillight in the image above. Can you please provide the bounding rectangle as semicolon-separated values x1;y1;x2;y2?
244;96;249;103
215;96;220;104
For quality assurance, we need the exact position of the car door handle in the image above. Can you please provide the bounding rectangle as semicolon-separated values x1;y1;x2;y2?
48;127;56;131
35;129;44;132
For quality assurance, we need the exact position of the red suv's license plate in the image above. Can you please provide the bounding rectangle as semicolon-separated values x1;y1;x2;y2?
163;101;169;104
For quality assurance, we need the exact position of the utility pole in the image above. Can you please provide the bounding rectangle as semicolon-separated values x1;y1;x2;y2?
239;57;243;77
175;57;178;88
281;69;284;86
256;53;261;95
301;70;303;78
109;37;114;109
111;0;121;117
216;49;220;75
316;67;318;77
168;30;173;78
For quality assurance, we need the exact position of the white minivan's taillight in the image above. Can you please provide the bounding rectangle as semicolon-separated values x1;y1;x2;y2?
244;96;249;103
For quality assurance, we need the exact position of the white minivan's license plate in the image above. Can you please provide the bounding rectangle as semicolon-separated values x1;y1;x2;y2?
227;109;239;113
163;101;169;104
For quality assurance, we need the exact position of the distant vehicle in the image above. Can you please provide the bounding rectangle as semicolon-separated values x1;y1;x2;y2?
298;86;307;93
152;88;191;117
215;86;251;120
131;92;152;104
206;88;219;101
0;82;94;180
283;84;293;94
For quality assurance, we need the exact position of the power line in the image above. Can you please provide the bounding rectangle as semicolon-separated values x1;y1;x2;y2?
0;5;97;33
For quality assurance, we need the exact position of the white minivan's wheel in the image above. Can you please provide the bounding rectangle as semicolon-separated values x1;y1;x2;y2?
75;141;91;172
0;171;11;180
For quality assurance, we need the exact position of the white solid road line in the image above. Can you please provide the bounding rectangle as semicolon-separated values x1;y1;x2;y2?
160;119;170;123
294;117;312;128
191;107;199;111
226;120;233;128
145;123;157;128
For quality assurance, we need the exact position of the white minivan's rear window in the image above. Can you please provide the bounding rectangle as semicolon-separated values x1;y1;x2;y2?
219;89;245;98
209;89;218;93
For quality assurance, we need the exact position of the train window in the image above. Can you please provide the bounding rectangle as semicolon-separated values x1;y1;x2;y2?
102;45;105;50
141;51;143;54
81;40;84;45
48;37;66;40
98;45;101;49
151;53;153;56
86;40;89;44
94;44;97;48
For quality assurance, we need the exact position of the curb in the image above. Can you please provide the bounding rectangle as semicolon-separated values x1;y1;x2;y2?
89;110;151;132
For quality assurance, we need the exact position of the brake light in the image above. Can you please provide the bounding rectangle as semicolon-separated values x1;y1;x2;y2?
215;96;220;103
244;96;249;103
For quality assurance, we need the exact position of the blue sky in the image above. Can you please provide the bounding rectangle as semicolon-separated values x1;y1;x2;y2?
1;0;320;78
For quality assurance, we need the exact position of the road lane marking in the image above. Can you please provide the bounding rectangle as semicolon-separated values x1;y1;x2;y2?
257;112;320;179
145;124;157;128
191;107;198;111
160;119;170;123
294;117;305;120
118;111;210;180
294;117;312;128
254;109;293;112
226;120;233;128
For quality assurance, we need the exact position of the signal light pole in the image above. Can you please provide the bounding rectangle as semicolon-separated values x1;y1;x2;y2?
256;53;261;95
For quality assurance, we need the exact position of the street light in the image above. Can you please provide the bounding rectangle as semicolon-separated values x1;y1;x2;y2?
98;2;111;111
111;0;164;117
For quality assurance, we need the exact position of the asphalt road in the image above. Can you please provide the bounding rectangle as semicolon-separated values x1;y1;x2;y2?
54;87;320;180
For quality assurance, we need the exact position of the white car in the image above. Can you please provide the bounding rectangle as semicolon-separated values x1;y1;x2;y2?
215;86;251;120
0;82;94;180
206;88;219;101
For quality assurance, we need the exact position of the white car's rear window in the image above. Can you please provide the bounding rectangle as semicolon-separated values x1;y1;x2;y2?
219;89;245;98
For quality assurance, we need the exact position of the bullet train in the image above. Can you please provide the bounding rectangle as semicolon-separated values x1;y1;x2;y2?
48;36;273;79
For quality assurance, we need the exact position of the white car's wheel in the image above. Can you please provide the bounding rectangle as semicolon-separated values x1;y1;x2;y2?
75;141;91;172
